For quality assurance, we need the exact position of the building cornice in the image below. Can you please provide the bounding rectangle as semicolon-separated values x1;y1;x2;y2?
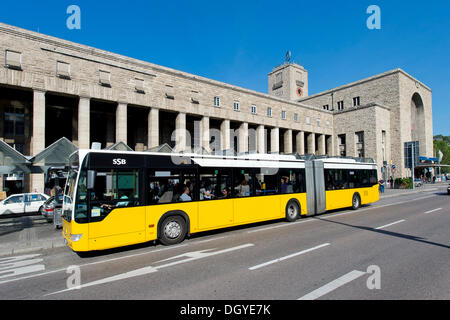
299;68;431;103
0;23;328;114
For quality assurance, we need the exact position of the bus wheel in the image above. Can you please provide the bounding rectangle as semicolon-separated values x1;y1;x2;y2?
352;193;361;210
286;200;300;222
159;215;187;245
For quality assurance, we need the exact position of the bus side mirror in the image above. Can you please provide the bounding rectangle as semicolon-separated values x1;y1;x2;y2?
87;170;97;189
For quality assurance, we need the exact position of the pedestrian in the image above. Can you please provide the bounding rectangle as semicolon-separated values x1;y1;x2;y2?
379;180;385;193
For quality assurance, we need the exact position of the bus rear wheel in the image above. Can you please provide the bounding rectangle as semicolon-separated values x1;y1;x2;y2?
159;215;187;246
352;193;361;210
286;200;300;222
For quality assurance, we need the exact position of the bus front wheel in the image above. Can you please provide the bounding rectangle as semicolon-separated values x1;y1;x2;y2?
352;193;361;210
286;200;300;222
159;215;187;246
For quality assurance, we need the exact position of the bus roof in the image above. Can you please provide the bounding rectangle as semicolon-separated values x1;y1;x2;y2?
75;149;376;168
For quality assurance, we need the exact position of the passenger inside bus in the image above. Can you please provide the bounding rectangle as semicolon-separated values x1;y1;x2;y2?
179;186;192;201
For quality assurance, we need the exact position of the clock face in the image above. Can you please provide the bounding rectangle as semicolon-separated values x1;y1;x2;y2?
296;87;303;97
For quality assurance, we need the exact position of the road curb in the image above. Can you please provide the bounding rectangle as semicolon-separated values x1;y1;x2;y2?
380;187;440;199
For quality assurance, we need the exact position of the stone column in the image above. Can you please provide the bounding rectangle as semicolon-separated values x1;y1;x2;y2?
116;102;127;144
296;131;304;155
270;127;279;154
238;122;249;154
284;129;293;154
31;89;46;193
326;135;334;156
318;134;326;155
201;116;211;152
220;119;230;152
148;108;159;149
174;112;187;152
78;96;90;149
256;125;265;154
307;132;315;154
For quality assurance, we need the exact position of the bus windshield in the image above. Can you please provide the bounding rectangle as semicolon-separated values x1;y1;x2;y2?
63;169;77;222
62;151;80;222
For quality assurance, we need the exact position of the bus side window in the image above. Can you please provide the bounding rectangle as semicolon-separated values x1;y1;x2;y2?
148;170;179;204
255;168;277;196
233;168;252;197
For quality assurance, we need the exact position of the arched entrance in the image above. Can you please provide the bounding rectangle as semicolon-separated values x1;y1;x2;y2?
410;92;425;154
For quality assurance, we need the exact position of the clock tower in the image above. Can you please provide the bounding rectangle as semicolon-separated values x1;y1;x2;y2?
268;62;308;101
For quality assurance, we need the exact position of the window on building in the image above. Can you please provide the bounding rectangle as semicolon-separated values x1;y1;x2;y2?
214;96;220;107
165;85;175;99
234;101;240;111
267;107;272;117
5;50;22;70
355;131;365;158
317;119;321;127
4;106;25;137
323;104;329;110
135;78;145;93
56;61;71;79
337;101;344;111
281;111;286;120
99;70;111;87
338;134;346;157
251;105;257;114
294;113;299;122
353;96;361;107
306;116;310;124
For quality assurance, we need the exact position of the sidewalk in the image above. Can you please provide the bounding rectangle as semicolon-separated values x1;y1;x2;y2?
380;181;448;199
0;215;65;257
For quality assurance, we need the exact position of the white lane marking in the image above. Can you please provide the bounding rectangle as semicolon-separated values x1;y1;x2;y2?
249;243;330;271
298;270;366;300
0;243;189;286
246;195;436;234
0;234;234;286
0;254;45;280
424;208;442;214
46;243;254;296
375;219;405;230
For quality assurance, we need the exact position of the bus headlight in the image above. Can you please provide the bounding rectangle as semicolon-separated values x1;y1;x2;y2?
70;234;83;242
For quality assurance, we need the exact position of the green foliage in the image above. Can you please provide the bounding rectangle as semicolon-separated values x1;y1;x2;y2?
433;135;450;174
395;177;413;189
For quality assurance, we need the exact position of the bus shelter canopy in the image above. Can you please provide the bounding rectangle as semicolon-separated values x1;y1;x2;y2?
29;137;78;166
0;139;31;174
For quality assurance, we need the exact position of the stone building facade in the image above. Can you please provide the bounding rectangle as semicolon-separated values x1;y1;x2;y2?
0;23;433;193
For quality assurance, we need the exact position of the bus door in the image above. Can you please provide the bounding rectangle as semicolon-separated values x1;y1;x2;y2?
87;168;146;250
305;160;326;216
197;167;233;230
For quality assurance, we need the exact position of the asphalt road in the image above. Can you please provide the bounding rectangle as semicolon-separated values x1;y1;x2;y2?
0;186;448;301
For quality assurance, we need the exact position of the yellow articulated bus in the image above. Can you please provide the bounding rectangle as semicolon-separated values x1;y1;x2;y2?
62;150;379;252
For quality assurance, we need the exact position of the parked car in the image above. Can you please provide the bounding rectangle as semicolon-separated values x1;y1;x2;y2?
40;195;58;222
414;178;423;187
0;193;50;216
447;184;450;195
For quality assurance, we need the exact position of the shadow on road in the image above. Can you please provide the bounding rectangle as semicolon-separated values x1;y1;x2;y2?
0;216;35;237
313;217;450;250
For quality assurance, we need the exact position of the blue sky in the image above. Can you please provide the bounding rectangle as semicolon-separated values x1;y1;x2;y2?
1;0;449;135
